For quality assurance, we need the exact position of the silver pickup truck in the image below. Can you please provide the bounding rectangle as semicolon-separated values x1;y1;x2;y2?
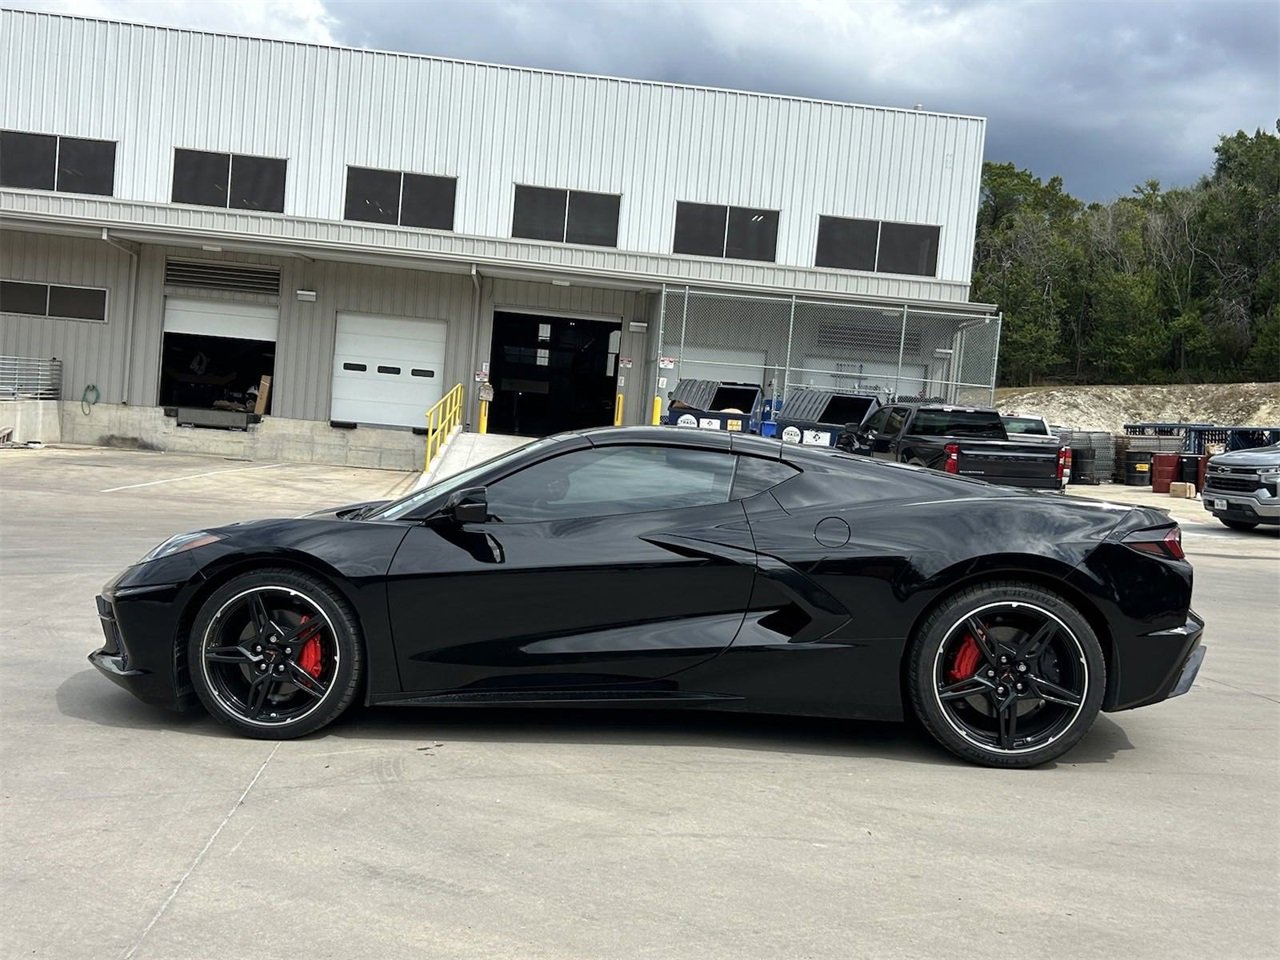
1202;442;1280;530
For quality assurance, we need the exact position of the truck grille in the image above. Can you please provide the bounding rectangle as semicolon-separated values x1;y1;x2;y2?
1204;474;1265;494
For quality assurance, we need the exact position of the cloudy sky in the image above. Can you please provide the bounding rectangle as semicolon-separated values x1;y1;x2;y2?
11;0;1278;201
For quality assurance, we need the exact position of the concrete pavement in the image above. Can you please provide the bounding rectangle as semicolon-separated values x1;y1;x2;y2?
1;446;1276;960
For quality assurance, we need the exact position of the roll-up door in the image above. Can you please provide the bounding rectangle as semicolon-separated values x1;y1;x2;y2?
331;312;447;428
163;297;278;341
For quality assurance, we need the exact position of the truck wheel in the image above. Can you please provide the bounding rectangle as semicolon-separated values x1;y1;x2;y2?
1220;519;1258;531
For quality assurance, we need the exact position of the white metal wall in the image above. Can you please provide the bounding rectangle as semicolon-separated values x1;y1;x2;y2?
1;10;986;286
0;231;134;404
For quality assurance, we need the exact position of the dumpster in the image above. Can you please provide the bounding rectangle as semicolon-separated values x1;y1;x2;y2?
665;379;766;433
773;388;881;447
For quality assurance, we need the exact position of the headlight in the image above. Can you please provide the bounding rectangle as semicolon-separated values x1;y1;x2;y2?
139;531;225;563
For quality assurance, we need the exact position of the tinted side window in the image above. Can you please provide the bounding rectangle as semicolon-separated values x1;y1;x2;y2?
731;457;800;500
862;407;890;433
884;407;908;435
486;446;735;522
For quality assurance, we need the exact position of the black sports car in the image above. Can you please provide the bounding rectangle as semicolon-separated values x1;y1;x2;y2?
90;427;1205;767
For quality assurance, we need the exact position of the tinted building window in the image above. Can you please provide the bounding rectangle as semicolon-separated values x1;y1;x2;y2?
512;186;620;247
229;154;287;211
0;131;56;189
725;207;779;262
2;131;116;196
0;280;49;315
172;149;286;212
55;137;116;196
172;149;231;207
674;203;778;262
877;222;940;277
512;186;569;242
565;191;621;247
1;281;106;322
401;173;457;230
673;202;728;257
344;166;456;230
47;285;108;321
815;216;879;271
344;166;401;224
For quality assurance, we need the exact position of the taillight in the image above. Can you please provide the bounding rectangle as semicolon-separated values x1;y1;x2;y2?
1123;526;1185;561
1056;446;1072;481
944;442;960;474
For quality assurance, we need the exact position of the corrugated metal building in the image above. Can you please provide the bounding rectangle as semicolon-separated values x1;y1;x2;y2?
0;10;998;454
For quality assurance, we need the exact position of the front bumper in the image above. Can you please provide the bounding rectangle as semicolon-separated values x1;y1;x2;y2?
1202;494;1280;525
89;590;190;710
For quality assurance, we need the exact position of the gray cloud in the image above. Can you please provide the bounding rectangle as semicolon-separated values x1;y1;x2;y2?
327;0;1279;201
12;0;1278;201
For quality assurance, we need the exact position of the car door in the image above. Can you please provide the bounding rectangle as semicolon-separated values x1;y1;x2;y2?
849;405;890;454
386;442;758;694
869;407;907;459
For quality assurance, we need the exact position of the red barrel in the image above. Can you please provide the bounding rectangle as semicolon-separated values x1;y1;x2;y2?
1152;453;1180;493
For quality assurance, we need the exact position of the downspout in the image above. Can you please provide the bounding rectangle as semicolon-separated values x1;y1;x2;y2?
468;264;482;429
101;229;139;405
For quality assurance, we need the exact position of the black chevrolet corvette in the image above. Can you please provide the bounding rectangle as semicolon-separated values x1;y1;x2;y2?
90;427;1205;767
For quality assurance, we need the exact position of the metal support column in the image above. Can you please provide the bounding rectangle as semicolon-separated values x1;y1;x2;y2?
893;304;908;400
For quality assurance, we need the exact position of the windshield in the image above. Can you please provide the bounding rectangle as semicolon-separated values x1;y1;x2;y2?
367;436;559;520
1002;416;1049;435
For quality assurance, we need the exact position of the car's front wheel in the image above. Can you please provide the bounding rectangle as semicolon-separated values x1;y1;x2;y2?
908;582;1105;768
188;568;363;739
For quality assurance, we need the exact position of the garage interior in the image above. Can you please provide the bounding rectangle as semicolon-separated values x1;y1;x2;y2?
487;310;621;437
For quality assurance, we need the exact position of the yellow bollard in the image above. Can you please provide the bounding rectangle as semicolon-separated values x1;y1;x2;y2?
613;393;624;426
651;396;662;425
478;399;489;434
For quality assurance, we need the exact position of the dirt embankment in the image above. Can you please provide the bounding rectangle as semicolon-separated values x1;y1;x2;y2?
994;383;1280;433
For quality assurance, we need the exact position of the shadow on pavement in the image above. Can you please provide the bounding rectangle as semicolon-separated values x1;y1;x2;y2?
58;667;1134;767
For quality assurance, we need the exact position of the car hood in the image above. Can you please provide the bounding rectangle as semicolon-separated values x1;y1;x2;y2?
301;500;391;520
1209;445;1280;468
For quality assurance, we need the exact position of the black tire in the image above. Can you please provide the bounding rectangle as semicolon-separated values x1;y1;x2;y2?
188;568;363;739
908;581;1105;768
1220;519;1258;531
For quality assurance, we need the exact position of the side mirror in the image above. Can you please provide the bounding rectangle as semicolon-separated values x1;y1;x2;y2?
445;487;488;524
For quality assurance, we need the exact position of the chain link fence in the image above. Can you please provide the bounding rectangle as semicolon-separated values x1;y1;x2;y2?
654;286;1001;415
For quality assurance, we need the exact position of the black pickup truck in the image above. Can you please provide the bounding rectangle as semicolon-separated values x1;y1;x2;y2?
837;403;1070;489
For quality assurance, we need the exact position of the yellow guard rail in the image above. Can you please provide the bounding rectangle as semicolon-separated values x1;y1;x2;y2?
424;383;464;472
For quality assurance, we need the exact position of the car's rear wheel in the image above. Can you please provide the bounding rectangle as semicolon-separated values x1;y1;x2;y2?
1220;518;1258;531
908;582;1105;768
188;568;362;739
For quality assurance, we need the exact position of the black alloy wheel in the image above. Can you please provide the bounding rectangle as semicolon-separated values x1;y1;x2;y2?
909;582;1105;768
188;569;363;739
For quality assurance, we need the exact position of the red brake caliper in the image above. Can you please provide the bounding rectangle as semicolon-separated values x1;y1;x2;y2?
948;635;981;682
296;615;324;678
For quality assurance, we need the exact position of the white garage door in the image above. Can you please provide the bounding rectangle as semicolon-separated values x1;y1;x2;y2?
331;312;447;428
671;346;768;387
164;297;279;341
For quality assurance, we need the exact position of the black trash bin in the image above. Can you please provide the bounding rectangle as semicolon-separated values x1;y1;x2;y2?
773;388;881;447
1124;450;1153;486
665;379;766;433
